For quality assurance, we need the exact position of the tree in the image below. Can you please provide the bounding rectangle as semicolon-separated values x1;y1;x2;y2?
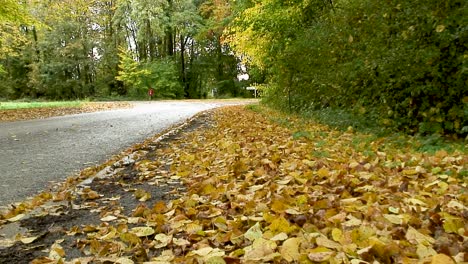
116;48;183;98
0;0;246;100
228;0;467;135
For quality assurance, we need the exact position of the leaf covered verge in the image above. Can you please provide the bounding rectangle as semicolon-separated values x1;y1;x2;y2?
0;105;467;263
0;102;132;122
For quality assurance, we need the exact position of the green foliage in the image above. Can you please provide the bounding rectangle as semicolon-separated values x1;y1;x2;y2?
116;48;183;98
0;0;243;101
0;0;33;24
116;48;150;96
144;59;184;98
230;0;467;136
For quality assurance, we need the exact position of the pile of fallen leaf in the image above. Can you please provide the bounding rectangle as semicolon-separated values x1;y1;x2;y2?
0;102;132;122
0;106;466;263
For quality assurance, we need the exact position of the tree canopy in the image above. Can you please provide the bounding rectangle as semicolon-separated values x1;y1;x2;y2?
0;0;247;100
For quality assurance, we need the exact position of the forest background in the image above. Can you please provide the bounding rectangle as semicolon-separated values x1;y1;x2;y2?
0;0;466;136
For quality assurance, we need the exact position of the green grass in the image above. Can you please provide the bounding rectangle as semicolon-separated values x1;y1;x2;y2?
0;101;84;110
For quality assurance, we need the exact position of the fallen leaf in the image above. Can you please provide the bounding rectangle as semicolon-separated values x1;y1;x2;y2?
431;254;455;264
316;236;341;249
405;226;435;245
383;214;403;225
7;214;25;222
100;215;118;222
270;232;288;241
308;247;334;262
131;226;155;237
154;233;172;248
243;238;279;261
20;236;39;244
244;222;262;241
280;237;302;262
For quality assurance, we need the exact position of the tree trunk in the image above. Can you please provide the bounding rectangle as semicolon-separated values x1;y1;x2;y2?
180;35;187;96
166;0;174;57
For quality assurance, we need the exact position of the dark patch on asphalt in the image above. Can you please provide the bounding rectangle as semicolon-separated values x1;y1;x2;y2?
0;210;95;263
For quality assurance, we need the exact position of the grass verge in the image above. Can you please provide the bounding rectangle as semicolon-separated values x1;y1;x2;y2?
0;101;131;122
248;104;466;155
0;101;87;110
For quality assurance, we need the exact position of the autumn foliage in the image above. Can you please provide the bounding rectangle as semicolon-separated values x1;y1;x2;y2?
1;106;466;263
228;0;467;136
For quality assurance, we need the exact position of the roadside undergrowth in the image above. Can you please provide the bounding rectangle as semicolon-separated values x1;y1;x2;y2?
0;105;466;263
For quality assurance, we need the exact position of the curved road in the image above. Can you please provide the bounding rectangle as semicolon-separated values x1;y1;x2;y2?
0;101;246;207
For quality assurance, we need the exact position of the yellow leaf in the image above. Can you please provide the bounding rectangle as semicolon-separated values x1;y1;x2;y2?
134;189;151;201
431;254;455;264
97;227;117;240
173;237;190;246
49;243;65;260
85;190;100;200
131;226;155;237
7;214;25;222
268;217;295;234
317;168;330;177
435;25;445;33
316;236;341;249
190;247;225;260
331;228;343;243
302;159;316;168
151;250;175;262
343;216;362;227
350;225;375;247
285;208;302;215
243;238;279;261
405;226;435;245
271;199;288;213
280;237;302;262
186;223;203;234
127;217;140;224
349;161;360;169
270;232;288;241
154;233;172;248
383;214;403;225
417;244;437;259
206;256;226;264
116;257;134;264
20;236;38;244
244;222;263;241
308;247;334;262
442;216;464;234
405;198;427;206
100;215;118;222
120;232;141;246
447;200;466;211
403;169;418;176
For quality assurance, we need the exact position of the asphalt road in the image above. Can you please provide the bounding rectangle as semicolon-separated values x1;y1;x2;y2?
0;101;247;207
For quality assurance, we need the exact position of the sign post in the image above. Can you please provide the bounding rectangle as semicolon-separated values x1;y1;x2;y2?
246;86;257;98
148;88;154;100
